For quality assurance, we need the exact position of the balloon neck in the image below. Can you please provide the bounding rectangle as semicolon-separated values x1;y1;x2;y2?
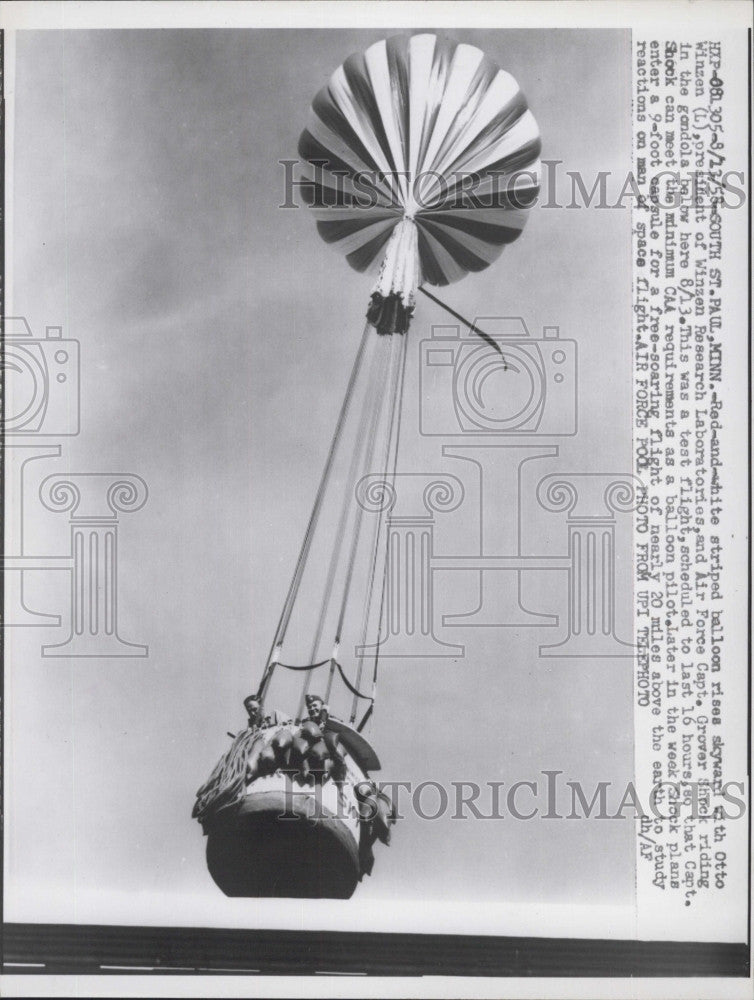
368;218;420;335
366;291;414;335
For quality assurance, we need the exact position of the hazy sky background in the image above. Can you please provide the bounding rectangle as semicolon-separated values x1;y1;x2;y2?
6;27;634;931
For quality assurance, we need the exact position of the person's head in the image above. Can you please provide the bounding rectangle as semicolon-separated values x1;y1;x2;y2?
305;694;324;720
244;696;262;720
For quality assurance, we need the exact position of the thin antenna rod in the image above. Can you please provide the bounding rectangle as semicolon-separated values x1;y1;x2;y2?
419;286;506;365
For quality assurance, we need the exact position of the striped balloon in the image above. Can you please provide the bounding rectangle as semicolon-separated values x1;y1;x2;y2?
298;33;541;333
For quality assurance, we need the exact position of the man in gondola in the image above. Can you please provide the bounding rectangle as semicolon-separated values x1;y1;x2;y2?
243;695;264;730
244;695;292;730
303;693;330;727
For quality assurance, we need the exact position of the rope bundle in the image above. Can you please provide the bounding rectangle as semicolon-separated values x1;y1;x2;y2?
192;728;261;824
366;218;419;334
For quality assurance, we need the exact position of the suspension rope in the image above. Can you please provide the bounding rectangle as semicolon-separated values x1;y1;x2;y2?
333;659;373;701
257;321;371;703
360;328;409;728
323;646;339;704
356;703;374;733
267;657;333;672
323;339;393;706
350;331;409;723
297;333;392;718
418;286;506;364
333;334;399;653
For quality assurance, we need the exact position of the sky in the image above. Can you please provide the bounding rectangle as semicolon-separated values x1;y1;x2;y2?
5;27;635;932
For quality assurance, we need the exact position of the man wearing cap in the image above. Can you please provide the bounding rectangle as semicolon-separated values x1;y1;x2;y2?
303;693;330;728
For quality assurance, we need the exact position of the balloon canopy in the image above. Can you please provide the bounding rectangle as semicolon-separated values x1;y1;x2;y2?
299;33;541;334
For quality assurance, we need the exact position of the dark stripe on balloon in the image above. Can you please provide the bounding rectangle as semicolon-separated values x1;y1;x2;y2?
385;35;410;177
419;217;493;273
311;88;383;176
342;52;401;181
298;144;401;210
416;228;451;287
443;91;530;177
428;54;500;172
429;178;540;212
298;174;398;211
316;215;396;244
345;226;395;272
482;135;543;177
298;131;365;182
418;211;524;246
302;179;380;210
413;35;455;180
